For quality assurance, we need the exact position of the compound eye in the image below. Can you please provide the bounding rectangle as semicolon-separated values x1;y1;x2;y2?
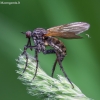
26;31;31;38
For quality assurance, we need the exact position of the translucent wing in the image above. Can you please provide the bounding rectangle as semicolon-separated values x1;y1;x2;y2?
44;22;90;39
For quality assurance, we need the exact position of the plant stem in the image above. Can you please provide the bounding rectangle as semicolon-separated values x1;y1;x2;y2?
16;54;93;100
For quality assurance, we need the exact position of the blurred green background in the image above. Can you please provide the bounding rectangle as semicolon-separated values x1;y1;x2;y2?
0;0;100;100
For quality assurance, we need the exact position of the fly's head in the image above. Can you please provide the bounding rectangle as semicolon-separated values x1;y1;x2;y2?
21;31;32;38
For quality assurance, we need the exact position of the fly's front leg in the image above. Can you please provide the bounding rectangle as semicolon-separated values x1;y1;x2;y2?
21;38;31;55
22;45;36;73
21;46;29;73
21;38;31;73
21;38;36;73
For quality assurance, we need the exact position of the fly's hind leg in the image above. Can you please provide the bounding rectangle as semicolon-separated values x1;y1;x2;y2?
56;51;74;88
51;58;57;77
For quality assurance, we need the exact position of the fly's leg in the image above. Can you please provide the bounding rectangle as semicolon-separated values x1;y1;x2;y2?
32;49;55;80
21;38;36;73
56;52;74;88
32;49;56;80
21;38;31;73
21;45;36;73
32;50;39;80
43;49;55;54
43;49;57;77
21;46;29;73
21;38;31;56
51;58;57;77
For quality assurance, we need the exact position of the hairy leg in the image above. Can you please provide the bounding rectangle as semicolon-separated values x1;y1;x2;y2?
43;49;58;77
33;50;39;80
51;58;57;77
21;38;36;73
56;52;74;88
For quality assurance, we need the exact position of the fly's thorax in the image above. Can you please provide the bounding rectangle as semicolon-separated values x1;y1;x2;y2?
32;28;47;39
31;28;47;52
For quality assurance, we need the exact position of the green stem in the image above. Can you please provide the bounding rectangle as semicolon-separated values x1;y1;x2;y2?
16;54;93;100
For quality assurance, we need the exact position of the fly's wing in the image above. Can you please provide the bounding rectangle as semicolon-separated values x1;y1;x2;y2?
44;22;90;39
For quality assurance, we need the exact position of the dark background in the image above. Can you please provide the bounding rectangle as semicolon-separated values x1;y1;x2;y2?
0;0;100;100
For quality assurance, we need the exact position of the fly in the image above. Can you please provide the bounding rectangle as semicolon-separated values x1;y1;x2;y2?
21;22;90;88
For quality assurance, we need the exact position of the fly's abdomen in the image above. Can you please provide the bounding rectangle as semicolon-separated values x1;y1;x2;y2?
46;37;66;61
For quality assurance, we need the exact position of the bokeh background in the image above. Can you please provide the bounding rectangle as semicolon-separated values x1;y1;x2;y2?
0;0;100;100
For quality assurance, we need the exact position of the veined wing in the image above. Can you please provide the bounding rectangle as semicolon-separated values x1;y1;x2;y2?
44;22;90;39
